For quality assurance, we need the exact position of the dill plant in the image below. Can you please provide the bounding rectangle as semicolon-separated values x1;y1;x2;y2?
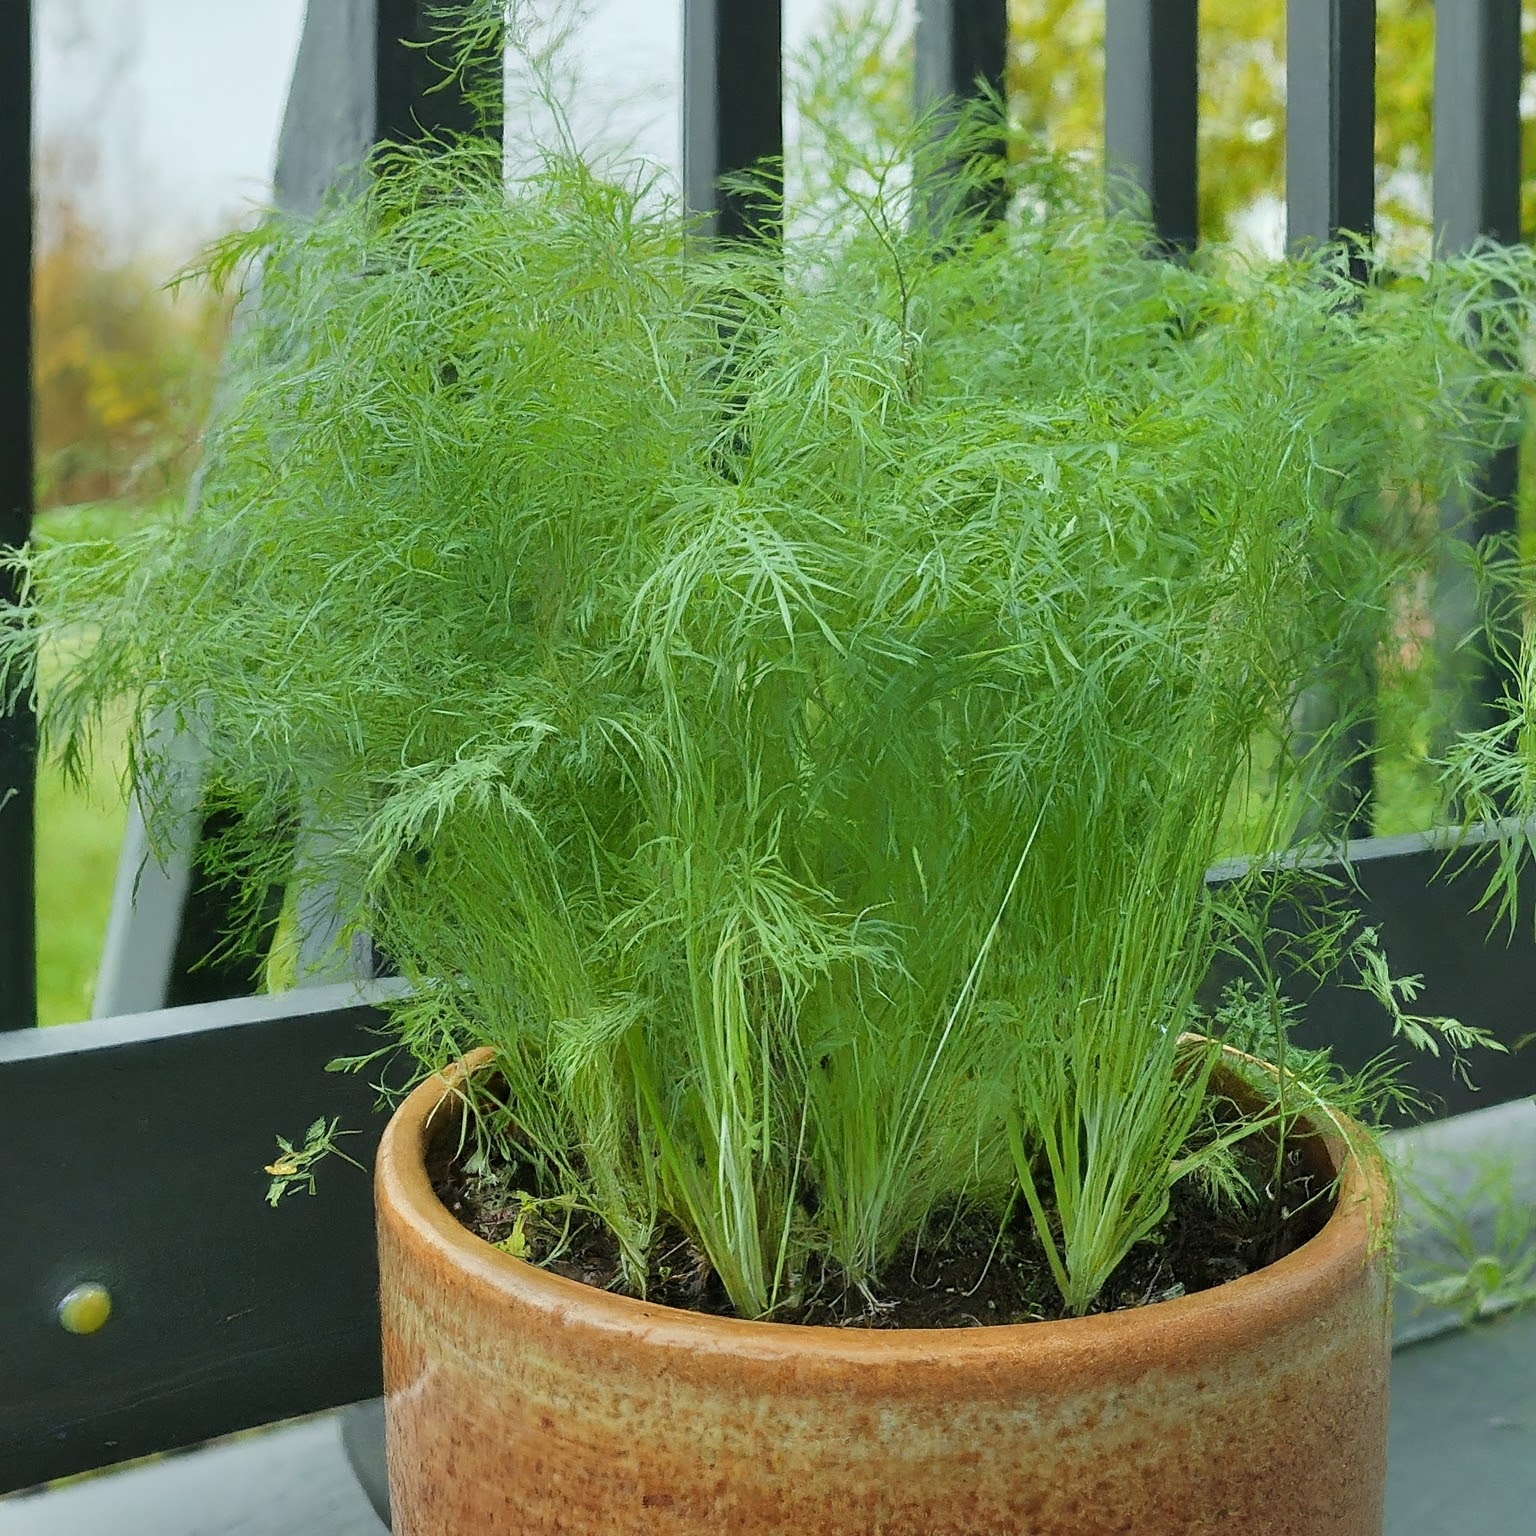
6;108;1535;1321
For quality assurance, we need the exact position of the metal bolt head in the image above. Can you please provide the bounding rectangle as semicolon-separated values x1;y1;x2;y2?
58;1283;112;1336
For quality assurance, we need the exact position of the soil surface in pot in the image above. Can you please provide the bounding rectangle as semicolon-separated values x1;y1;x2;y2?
429;1112;1333;1328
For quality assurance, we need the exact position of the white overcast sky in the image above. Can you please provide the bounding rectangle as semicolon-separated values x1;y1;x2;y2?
34;0;894;260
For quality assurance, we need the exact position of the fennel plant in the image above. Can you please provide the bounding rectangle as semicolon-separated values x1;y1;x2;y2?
6;112;1534;1321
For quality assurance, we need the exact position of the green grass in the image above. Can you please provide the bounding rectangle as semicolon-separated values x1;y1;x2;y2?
35;697;126;1024
32;502;144;1025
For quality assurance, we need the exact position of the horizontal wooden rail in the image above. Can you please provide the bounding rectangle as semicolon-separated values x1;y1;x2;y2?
1205;823;1536;1119
0;984;403;1493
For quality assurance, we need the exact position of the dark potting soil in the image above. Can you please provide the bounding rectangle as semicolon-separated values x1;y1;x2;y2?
429;1121;1334;1328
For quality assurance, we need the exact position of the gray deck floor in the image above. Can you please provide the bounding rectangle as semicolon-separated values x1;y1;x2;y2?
1385;1304;1536;1536
0;1413;386;1536
2;1309;1531;1534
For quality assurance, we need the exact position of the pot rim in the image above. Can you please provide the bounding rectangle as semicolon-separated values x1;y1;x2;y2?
375;1045;1391;1370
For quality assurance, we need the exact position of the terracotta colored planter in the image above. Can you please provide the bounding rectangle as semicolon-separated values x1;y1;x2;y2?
377;1051;1392;1535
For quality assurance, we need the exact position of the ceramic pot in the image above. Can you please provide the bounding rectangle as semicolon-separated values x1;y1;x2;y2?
376;1051;1392;1535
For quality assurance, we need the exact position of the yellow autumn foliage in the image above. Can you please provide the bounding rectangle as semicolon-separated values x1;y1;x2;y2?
33;170;231;510
1008;1;1533;251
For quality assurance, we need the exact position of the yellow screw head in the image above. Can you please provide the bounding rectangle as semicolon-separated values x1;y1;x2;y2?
57;1283;112;1336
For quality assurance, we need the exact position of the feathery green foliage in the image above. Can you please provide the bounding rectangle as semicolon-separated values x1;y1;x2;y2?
5;93;1534;1318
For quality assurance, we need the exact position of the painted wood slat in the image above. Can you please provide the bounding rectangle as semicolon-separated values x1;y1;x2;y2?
0;0;35;1031
1429;0;1524;749
683;0;783;240
0;985;401;1493
1104;0;1199;255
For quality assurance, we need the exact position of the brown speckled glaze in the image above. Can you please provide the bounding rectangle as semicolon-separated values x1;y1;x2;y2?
377;1051;1392;1535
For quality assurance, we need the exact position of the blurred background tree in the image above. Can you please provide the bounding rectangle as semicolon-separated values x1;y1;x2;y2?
34;141;232;513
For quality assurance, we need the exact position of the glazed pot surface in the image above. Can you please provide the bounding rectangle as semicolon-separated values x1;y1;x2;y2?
377;1055;1391;1535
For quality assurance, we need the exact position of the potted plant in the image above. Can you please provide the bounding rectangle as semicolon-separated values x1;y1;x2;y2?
6;80;1534;1536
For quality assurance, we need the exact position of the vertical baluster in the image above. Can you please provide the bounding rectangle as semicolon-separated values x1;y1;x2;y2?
1432;0;1522;743
376;0;505;147
1435;0;1521;251
1286;0;1377;835
684;0;783;241
0;0;34;1029
915;0;1008;108
1287;0;1376;266
1104;0;1199;256
914;0;1009;224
